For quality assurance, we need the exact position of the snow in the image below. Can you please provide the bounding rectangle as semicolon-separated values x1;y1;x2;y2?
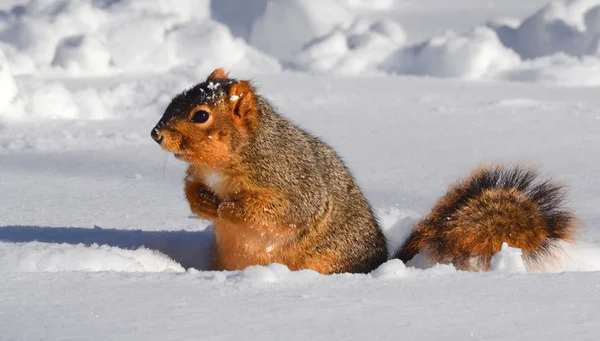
494;0;600;59
384;26;521;79
4;265;600;340
490;242;528;273
3;0;600;83
286;0;600;83
248;0;353;61
291;18;406;74
0;49;19;113
3;0;600;339
0;0;278;75
52;35;112;73
0;241;184;272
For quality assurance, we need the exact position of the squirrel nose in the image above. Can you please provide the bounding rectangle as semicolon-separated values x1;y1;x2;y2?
151;127;163;144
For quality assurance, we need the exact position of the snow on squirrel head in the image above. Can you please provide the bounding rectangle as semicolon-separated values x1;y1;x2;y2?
151;68;259;168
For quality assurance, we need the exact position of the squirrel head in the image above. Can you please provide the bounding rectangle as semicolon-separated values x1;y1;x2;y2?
151;68;259;168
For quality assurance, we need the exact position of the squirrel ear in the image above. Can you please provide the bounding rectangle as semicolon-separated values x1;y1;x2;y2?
228;80;258;130
206;68;229;81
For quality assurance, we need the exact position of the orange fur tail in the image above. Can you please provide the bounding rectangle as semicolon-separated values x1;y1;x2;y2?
394;165;577;271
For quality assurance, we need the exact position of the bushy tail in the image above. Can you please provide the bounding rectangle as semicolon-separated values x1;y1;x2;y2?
394;165;577;271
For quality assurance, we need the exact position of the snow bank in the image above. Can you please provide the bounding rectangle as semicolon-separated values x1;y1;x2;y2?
382;0;600;83
290;19;406;74
52;35;111;73
4;0;600;121
0;0;280;75
232;0;600;84
248;0;353;61
494;0;600;59
273;0;600;84
0;242;184;272
4;81;113;120
213;0;357;63
285;0;600;82
384;27;520;79
2;0;600;93
2;0;600;85
3;73;187;121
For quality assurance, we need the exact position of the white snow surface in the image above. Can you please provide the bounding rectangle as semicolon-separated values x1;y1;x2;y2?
3;0;600;340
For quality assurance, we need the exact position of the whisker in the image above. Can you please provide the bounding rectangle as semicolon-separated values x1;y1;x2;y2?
162;152;168;178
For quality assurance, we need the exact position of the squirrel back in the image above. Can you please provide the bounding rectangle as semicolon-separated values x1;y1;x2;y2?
395;165;577;271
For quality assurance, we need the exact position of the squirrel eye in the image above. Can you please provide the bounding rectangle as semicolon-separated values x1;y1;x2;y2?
190;110;210;124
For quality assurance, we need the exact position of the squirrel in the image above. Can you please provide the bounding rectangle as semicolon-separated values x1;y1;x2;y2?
151;68;577;274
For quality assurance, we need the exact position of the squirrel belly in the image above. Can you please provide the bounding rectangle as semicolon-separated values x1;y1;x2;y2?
152;68;578;274
395;165;578;271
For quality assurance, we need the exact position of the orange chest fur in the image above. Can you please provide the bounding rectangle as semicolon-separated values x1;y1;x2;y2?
188;164;249;200
212;219;297;271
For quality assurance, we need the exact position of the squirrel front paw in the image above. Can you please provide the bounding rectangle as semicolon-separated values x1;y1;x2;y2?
184;179;220;221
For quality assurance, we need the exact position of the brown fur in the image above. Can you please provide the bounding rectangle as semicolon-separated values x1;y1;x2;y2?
395;165;578;270
151;68;388;274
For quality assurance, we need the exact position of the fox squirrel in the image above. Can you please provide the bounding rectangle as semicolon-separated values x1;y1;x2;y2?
151;68;577;273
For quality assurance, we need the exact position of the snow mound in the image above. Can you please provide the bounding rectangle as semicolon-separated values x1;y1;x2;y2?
263;0;600;84
494;0;600;59
168;20;281;77
3;74;187;121
210;0;403;73
490;242;527;273
288;21;524;79
385;27;520;79
382;0;600;83
248;0;354;61
226;263;323;285
52;35;111;73
370;259;409;279
290;18;406;74
284;0;600;84
3;0;600;86
5;81;112;121
0;242;184;272
0;0;280;75
371;259;459;279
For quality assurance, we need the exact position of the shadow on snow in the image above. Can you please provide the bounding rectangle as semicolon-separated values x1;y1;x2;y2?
0;225;215;270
